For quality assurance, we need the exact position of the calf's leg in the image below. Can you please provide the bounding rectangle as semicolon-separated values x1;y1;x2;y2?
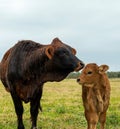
10;91;24;129
85;111;98;129
99;112;106;129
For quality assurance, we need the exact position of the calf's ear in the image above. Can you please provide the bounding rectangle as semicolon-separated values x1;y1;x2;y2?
72;48;76;55
99;65;109;74
45;46;54;59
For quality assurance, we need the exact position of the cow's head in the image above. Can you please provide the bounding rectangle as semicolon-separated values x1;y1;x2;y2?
77;63;109;87
44;38;84;81
45;38;84;72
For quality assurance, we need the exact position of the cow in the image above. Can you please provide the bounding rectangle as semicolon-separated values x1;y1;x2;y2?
0;38;84;129
77;63;111;129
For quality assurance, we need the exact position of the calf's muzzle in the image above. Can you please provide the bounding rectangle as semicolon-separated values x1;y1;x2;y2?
77;78;80;82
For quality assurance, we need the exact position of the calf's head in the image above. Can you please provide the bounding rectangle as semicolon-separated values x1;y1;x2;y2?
77;63;109;87
45;38;84;73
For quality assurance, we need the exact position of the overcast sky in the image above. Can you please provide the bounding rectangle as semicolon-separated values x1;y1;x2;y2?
0;0;120;71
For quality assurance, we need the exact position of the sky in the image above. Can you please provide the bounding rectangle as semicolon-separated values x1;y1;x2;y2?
0;0;120;71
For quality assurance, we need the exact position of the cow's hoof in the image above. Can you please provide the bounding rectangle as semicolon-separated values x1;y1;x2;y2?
31;127;37;129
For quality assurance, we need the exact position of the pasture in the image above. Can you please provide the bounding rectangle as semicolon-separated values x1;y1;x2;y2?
0;78;120;129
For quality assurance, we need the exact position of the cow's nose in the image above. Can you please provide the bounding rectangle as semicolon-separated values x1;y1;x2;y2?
74;62;85;72
77;78;80;82
80;62;85;69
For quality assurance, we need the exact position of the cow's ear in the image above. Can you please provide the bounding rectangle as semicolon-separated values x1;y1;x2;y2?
99;65;109;74
72;48;76;55
45;46;54;59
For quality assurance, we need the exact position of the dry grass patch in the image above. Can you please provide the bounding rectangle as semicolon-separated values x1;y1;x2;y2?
0;79;120;129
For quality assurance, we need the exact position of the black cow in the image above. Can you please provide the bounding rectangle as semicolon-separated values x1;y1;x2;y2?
0;38;84;129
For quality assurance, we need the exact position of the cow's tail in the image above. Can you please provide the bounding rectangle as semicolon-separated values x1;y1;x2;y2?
39;102;42;112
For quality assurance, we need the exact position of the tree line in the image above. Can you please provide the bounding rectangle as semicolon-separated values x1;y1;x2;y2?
67;71;120;79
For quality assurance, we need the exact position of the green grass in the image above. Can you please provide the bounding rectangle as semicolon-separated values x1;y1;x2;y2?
0;79;120;129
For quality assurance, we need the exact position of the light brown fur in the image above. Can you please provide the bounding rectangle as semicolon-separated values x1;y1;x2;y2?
77;63;111;129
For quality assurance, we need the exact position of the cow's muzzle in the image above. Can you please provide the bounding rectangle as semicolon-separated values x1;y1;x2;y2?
74;62;85;72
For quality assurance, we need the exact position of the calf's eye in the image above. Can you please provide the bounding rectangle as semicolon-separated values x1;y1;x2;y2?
87;71;92;74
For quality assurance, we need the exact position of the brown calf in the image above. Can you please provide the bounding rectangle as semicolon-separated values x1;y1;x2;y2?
77;63;111;129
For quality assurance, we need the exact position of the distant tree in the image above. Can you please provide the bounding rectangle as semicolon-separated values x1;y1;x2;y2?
107;72;120;78
67;71;120;79
67;72;80;79
118;72;120;78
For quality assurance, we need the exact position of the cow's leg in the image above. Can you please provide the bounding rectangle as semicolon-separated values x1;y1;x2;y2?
99;112;106;129
10;91;24;129
30;87;43;129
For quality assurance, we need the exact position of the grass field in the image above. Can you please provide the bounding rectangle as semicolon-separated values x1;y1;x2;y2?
0;78;120;129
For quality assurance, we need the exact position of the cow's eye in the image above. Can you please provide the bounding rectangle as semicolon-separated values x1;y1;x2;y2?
87;71;92;74
62;51;66;55
61;51;69;56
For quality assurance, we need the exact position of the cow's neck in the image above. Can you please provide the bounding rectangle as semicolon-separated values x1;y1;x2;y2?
41;70;69;82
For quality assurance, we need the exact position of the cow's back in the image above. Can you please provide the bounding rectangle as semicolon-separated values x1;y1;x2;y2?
7;41;41;79
0;41;43;88
0;48;12;89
